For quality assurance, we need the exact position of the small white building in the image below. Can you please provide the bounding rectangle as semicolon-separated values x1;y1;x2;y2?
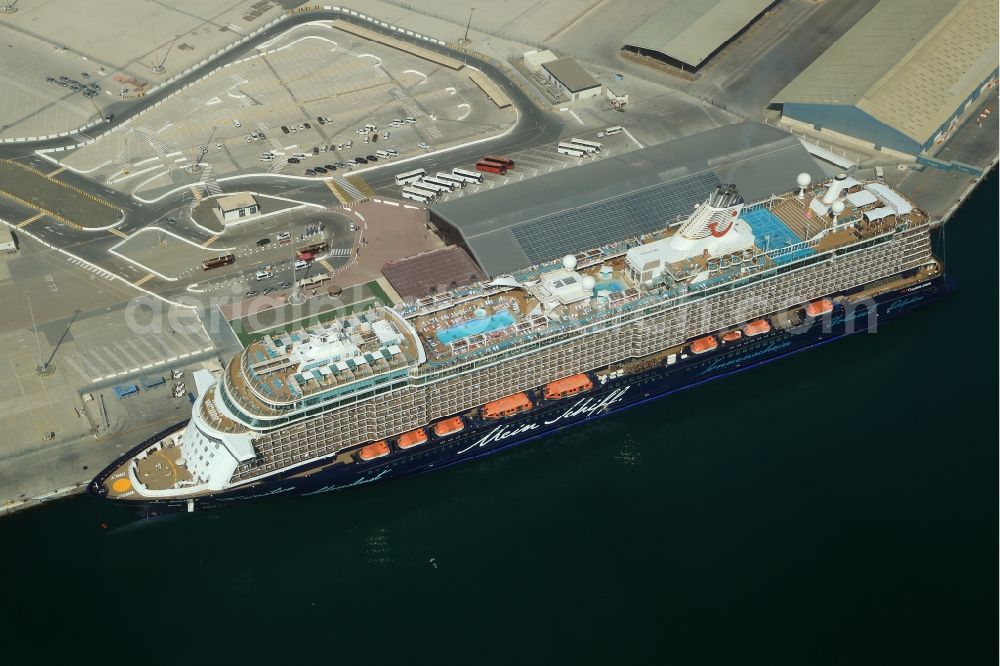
0;228;16;253
216;193;260;222
523;49;558;74
541;58;602;101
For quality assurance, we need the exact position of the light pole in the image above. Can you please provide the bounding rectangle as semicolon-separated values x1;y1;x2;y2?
25;291;50;375
461;7;475;45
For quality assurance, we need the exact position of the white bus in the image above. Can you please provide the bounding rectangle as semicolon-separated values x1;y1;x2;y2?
414;179;449;194
570;138;603;153
435;172;467;188
394;168;426;186
423;176;456;191
557;143;586;157
376;150;392;158
451;168;483;183
603;125;623;136
409;182;439;198
401;188;430;203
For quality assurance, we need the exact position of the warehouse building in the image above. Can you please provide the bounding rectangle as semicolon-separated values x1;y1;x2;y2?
622;0;778;73
429;122;825;277
772;0;999;156
540;58;601;101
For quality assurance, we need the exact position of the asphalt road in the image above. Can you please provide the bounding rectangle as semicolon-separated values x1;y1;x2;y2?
0;8;564;306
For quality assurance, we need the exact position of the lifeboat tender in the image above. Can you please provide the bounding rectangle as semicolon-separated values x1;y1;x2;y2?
359;440;390;461
721;330;742;343
743;319;771;337
483;392;533;420
398;428;428;450
543;373;593;400
690;335;718;355
805;298;834;317
433;416;465;438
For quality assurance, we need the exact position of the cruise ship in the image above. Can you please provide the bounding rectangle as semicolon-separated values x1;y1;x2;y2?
90;174;949;511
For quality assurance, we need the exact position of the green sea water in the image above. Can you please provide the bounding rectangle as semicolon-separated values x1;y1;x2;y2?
1;173;995;664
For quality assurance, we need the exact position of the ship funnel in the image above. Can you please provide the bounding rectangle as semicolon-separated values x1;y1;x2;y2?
822;173;849;205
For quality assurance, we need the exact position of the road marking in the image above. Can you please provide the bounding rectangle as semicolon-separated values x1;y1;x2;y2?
107;227;128;238
204;234;220;246
17;213;43;228
318;259;336;273
190;186;204;202
324;178;353;205
135;273;155;286
46;166;67;177
345;175;375;199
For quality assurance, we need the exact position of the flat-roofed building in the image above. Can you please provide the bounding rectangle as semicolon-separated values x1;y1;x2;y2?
0;228;16;253
623;0;778;73
217;193;260;222
541;58;601;101
429;122;825;277
382;246;486;301
772;0;999;155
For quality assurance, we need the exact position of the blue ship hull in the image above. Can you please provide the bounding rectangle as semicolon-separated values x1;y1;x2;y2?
91;274;951;512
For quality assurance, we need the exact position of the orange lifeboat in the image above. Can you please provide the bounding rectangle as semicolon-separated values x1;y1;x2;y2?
543;373;593;400
359;440;390;461
483;392;533;420
743;319;771;337
398;428;428;450
690;335;718;354
433;416;465;437
805;298;834;317
721;330;742;343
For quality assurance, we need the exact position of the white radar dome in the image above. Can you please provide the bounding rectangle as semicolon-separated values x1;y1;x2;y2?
581;275;596;292
830;200;845;215
796;172;812;188
562;254;577;270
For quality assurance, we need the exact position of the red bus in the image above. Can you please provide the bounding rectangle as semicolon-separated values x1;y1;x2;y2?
475;160;506;175
296;240;329;260
481;154;514;169
202;254;235;271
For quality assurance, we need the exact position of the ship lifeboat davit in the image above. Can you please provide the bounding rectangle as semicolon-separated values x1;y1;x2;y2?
690;335;718;354
805;298;834;317
721;330;742;343
359;440;390;461
433;416;465;438
398;428;428;450
483;392;533;420
543;373;594;400
743;319;771;337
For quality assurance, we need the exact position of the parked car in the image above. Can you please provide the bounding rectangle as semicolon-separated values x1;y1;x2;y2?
354;157;368;164
256;238;271;247
276;232;291;241
313;166;327;174
288;157;300;164
305;169;316;176
303;122;311;129
418;142;430;149
324;164;337;171
281;125;290;134
365;154;378;161
245;290;259;298
233;119;242;128
317;116;326;125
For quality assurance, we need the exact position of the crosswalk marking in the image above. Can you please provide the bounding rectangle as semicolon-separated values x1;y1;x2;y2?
344;175;374;199
134;273;155;286
46;166;67;177
318;259;336;273
17;213;43;228
190;185;204;202
65;256;115;280
204;234;220;246
327;248;352;257
107;227;128;238
324;178;353;205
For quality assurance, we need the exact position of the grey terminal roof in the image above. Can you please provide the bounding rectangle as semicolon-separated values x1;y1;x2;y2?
772;0;999;146
623;0;777;70
541;58;600;93
429;122;825;277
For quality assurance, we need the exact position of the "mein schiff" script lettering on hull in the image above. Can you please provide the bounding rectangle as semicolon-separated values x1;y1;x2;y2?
458;387;631;455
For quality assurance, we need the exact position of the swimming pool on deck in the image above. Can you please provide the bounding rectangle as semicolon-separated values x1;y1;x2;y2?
742;208;816;265
436;310;516;344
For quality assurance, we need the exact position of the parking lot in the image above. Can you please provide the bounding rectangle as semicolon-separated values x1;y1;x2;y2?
60;21;515;197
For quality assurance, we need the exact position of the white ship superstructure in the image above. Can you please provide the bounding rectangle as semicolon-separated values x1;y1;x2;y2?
99;177;939;502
